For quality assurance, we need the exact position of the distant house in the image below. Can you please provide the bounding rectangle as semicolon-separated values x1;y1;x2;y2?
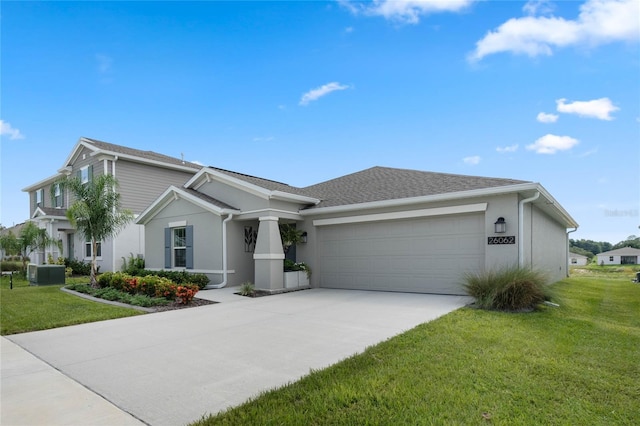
137;166;578;295
21;137;202;271
568;252;589;266
596;247;640;265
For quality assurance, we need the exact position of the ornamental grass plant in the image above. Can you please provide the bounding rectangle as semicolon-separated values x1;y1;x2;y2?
464;265;549;311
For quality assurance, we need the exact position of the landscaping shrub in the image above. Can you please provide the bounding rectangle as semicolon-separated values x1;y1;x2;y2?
135;269;209;289
87;271;201;304
239;281;255;296
1;261;22;272
65;258;94;276
121;253;145;275
463;265;548;311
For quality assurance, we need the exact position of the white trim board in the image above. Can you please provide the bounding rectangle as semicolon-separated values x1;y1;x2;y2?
312;203;487;227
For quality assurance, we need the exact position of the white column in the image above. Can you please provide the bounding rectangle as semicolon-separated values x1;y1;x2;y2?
253;216;284;291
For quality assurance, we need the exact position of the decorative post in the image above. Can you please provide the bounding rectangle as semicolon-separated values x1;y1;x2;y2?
253;216;285;291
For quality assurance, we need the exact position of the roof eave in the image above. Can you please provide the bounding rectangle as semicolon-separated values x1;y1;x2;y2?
270;190;320;205
300;182;541;216
22;173;64;192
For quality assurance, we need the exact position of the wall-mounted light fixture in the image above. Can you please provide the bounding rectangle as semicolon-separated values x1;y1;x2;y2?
301;231;308;244
494;217;506;234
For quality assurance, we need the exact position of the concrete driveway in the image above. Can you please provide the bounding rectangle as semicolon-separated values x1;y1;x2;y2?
6;287;470;426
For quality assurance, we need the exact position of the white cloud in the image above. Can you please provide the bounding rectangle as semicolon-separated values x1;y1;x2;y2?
342;0;475;24
526;134;579;154
496;144;519;153
469;0;640;61
556;97;619;120
299;82;350;106
463;155;481;165
537;112;559;123
345;26;354;33
523;0;556;16
0;120;25;140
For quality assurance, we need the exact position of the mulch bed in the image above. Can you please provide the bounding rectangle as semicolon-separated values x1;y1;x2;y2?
153;298;218;311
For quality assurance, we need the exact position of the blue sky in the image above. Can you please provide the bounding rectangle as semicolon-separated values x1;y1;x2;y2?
1;0;639;244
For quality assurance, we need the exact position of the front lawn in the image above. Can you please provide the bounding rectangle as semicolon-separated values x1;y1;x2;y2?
1;274;142;335
194;274;640;425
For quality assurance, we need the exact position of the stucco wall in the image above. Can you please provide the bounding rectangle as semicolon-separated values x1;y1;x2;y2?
144;198;223;276
527;204;568;283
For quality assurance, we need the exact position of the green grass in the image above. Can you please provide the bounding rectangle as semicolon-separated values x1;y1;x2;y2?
194;275;640;425
1;274;142;335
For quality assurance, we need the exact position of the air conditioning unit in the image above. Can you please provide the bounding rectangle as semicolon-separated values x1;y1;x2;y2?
28;264;65;286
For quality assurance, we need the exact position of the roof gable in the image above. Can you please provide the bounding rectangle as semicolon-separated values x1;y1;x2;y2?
60;137;203;173
136;186;239;225
185;167;320;205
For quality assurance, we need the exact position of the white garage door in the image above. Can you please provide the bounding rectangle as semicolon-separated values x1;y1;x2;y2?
317;213;485;295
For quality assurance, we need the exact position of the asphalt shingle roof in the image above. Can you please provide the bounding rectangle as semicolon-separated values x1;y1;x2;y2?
82;138;203;171
301;166;531;209
598;247;640;256
209;167;317;199
181;188;238;211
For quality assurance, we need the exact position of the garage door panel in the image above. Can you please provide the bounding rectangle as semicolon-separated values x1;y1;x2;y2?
317;213;485;295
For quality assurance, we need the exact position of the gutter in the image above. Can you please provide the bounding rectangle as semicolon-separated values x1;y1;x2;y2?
518;191;540;267
205;213;233;289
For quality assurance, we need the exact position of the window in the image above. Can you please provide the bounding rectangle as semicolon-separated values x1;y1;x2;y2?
571;258;577;264
85;237;102;258
81;166;90;184
609;256;614;262
173;227;187;268
77;165;93;184
35;188;44;207
53;184;63;208
164;225;193;269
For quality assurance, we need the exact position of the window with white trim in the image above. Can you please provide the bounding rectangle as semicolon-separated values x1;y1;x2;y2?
53;183;63;208
35;188;44;207
80;166;90;184
85;237;102;258
164;225;193;269
173;227;187;268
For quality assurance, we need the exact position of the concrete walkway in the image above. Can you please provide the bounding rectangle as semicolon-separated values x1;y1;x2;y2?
3;287;470;426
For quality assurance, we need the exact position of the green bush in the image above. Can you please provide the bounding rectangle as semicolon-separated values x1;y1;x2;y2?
463;266;549;311
135;269;209;289
239;281;255;296
0;261;22;272
65;258;94;276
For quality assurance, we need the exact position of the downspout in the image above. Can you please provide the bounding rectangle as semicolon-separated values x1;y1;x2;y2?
205;213;233;289
111;157;118;272
566;227;579;276
518;191;540;267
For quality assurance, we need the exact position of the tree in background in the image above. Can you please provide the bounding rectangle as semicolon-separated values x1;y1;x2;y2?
612;235;640;250
56;174;133;287
570;239;613;256
0;222;62;273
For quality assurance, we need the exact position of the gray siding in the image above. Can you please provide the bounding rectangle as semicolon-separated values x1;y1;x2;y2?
115;160;196;213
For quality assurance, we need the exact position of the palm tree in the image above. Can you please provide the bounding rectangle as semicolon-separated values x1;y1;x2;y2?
56;174;133;287
0;222;62;274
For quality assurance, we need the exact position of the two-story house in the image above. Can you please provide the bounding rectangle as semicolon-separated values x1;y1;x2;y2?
22;137;202;272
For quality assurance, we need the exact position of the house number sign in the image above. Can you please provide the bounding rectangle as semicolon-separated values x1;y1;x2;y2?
488;236;516;245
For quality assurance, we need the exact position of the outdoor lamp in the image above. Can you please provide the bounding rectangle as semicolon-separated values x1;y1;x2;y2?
301;232;308;244
494;217;506;233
